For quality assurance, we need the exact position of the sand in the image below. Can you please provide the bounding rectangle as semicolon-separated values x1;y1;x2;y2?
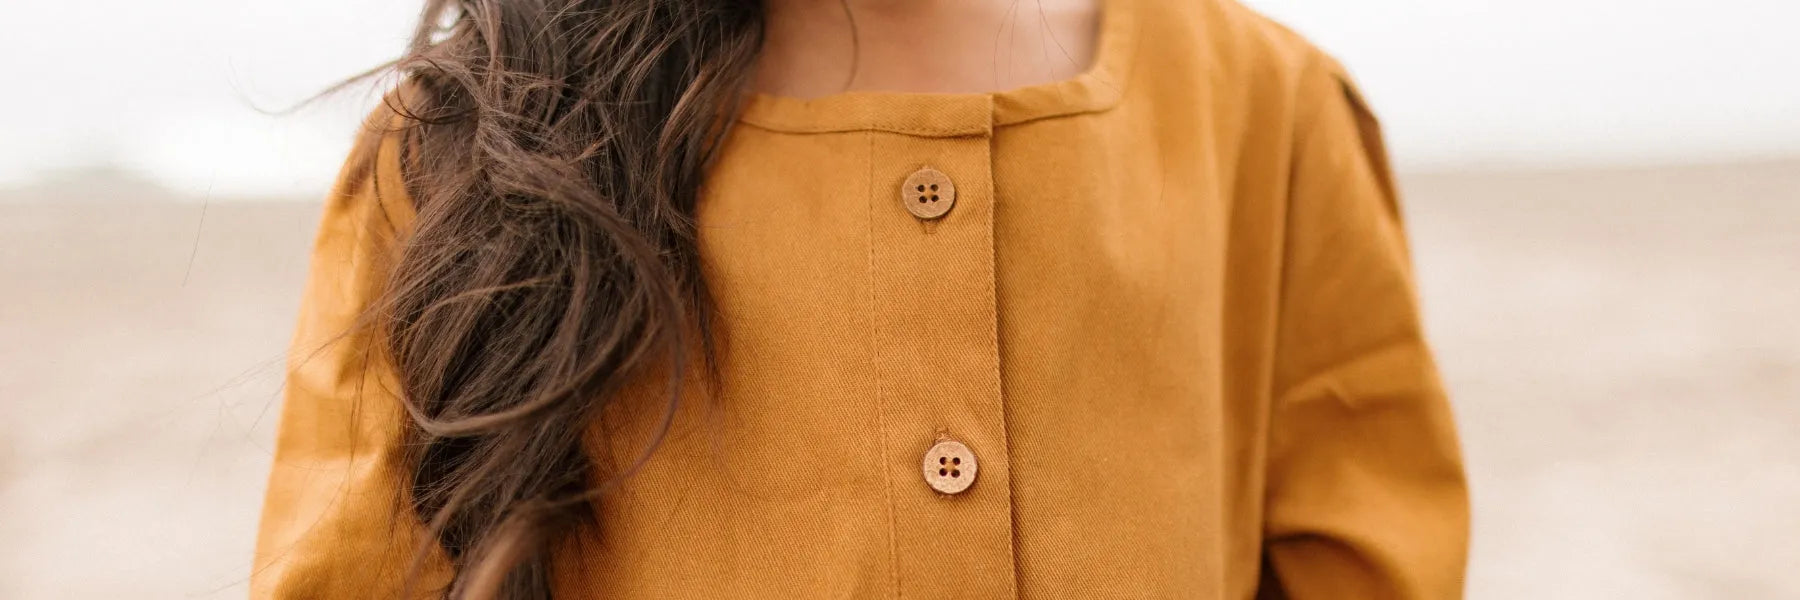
2;161;1796;598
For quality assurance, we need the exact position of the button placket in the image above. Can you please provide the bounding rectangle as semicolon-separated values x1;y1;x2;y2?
865;101;1016;598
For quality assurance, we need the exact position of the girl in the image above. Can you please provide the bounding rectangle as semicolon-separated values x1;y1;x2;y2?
253;0;1469;598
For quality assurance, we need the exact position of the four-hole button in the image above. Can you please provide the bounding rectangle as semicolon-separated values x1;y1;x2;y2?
920;439;978;495
901;167;956;220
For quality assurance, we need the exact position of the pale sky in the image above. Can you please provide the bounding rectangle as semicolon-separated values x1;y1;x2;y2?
2;0;1796;198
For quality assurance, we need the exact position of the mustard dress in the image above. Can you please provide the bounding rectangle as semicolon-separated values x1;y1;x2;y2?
254;0;1470;597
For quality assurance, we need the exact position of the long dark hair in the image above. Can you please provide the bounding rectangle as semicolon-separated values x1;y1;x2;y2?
341;1;764;597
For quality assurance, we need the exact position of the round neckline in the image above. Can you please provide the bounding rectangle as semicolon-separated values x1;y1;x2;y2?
737;0;1137;136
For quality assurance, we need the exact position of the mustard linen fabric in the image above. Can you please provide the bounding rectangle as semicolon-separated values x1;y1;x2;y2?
253;0;1469;597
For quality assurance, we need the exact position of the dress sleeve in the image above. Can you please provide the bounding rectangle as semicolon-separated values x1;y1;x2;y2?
250;102;450;599
1259;53;1471;599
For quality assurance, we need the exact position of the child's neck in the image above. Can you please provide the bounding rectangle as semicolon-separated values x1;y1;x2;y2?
754;0;1102;99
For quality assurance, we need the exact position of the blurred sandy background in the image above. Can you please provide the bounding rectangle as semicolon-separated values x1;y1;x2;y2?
3;0;1798;599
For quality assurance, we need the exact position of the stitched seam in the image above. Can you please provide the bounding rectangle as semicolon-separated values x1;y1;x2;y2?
982;142;1020;599
1265;48;1335;455
992;104;1122;129
739;114;1093;137
738;108;1115;136
735;117;992;138
866;130;902;600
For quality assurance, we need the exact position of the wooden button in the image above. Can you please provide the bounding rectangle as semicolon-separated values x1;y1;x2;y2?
901;167;956;220
921;439;978;495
